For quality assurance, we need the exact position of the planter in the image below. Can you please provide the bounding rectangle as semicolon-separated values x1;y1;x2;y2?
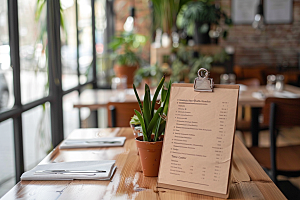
135;135;163;177
194;21;211;44
114;65;138;88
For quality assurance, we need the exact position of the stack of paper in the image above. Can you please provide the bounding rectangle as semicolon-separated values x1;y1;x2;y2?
21;160;116;181
59;137;126;149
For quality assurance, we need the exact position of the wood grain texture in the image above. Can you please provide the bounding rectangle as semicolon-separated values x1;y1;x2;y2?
1;128;286;200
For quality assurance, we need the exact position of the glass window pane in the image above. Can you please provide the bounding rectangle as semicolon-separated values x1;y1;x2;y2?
0;119;15;197
23;103;52;171
63;91;79;138
18;0;48;104
95;0;112;87
0;0;14;111
78;0;93;85
61;0;79;91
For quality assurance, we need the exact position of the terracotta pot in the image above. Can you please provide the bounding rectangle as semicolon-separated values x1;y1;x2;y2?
114;65;138;88
135;135;163;177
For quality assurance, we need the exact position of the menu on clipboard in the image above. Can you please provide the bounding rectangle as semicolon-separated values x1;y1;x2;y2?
157;72;239;198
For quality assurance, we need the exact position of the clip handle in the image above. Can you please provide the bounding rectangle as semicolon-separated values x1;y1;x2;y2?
197;68;209;79
194;68;214;92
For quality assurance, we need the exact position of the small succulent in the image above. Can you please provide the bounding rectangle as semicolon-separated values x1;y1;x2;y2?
130;115;141;126
133;76;171;142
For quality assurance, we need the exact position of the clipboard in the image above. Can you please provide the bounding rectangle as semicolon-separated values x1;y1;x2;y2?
157;69;240;199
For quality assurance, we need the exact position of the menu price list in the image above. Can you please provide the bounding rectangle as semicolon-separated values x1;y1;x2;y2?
158;85;239;195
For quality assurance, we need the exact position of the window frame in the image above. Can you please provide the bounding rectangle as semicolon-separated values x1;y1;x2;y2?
0;0;111;183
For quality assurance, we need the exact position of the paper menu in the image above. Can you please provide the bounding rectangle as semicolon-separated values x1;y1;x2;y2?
157;84;239;198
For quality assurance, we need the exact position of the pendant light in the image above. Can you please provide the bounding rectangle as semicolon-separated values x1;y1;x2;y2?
252;0;264;30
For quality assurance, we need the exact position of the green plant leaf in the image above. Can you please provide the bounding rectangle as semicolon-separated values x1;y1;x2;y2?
161;86;167;102
156;120;166;140
143;84;151;130
154;117;162;142
35;0;46;22
147;107;163;136
163;80;172;114
133;84;143;114
151;76;165;117
130;114;141;125
134;109;148;141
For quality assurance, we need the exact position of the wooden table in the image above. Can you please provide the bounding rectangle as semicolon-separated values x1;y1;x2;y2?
73;88;152;110
2;128;286;199
74;85;300;109
238;84;300;146
73;85;300;146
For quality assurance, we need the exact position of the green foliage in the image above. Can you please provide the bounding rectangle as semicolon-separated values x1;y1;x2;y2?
151;0;192;34
133;76;171;142
171;59;189;83
213;49;230;63
133;64;163;87
177;0;232;37
169;44;231;83
130;115;141;125
109;32;146;66
188;56;213;82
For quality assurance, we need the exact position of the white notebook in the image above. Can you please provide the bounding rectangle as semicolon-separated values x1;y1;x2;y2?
59;137;126;149
21;160;116;181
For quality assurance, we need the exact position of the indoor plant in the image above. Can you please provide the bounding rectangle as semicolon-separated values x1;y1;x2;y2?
133;64;163;88
176;0;232;44
109;32;146;88
133;76;171;176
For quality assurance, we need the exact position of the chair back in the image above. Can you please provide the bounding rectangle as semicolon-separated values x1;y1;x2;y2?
107;102;140;127
107;101;161;127
263;97;300;127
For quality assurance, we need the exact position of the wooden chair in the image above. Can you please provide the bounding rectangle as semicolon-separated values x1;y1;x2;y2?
235;78;268;135
107;102;140;127
107;101;160;127
234;65;268;85
248;97;300;184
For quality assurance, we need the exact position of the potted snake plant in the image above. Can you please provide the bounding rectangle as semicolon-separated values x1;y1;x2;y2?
133;76;171;176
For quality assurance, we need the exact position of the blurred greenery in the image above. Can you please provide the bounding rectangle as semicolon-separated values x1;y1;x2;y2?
151;0;191;34
109;32;146;66
134;64;163;87
170;44;230;83
177;0;232;38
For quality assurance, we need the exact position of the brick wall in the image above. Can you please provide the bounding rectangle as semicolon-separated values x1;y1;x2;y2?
114;0;300;67
220;0;300;67
114;0;152;62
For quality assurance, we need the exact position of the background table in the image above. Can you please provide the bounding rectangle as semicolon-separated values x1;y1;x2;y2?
2;128;286;199
73;88;154;110
74;85;300;146
238;84;300;146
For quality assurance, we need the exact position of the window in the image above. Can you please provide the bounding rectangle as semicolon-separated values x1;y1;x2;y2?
19;0;48;104
0;0;112;197
0;0;13;111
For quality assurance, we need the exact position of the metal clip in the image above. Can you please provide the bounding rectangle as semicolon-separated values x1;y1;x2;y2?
194;68;214;92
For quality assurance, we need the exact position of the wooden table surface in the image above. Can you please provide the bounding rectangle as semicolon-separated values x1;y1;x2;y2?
73;88;151;110
73;85;300;110
238;84;300;107
2;128;286;200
